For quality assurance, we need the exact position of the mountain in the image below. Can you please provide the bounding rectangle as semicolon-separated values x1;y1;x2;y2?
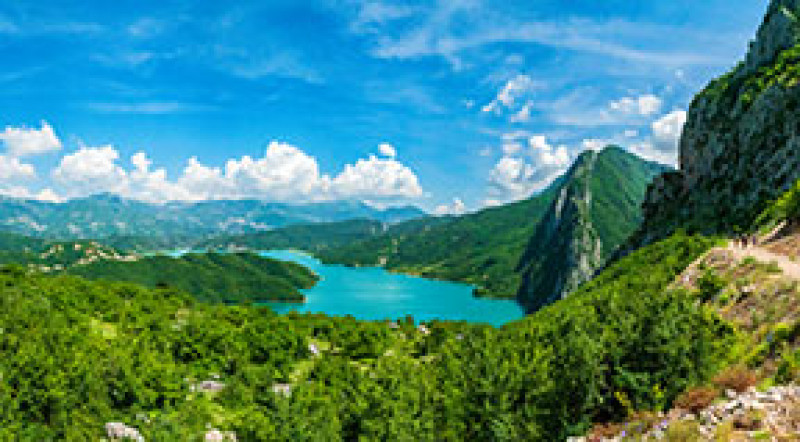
199;219;391;253
0;195;425;242
629;0;800;246
516;146;668;311
319;146;667;301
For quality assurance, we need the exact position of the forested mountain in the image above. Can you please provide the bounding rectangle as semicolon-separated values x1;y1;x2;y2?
517;146;668;311
319;146;667;302
67;252;318;303
0;194;425;241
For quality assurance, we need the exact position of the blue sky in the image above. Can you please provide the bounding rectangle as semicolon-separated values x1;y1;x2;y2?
0;0;769;213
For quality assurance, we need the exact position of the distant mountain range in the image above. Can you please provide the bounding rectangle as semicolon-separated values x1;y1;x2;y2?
0;194;425;241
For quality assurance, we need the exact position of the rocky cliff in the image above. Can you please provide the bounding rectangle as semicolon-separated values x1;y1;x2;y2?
516;147;667;312
632;0;800;246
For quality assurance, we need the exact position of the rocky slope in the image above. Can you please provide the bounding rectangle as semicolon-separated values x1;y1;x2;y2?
631;0;800;246
517;146;666;311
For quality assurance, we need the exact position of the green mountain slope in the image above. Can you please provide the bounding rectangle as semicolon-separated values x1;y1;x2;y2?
318;185;561;298
517;146;668;311
67;252;318;303
319;146;666;300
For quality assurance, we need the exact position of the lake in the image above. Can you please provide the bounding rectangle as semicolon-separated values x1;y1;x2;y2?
260;250;524;326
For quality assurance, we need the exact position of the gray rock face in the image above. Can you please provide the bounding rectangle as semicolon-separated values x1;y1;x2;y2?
516;152;605;312
634;0;800;244
743;0;800;77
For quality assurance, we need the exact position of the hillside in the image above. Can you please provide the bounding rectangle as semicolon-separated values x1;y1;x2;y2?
319;146;666;301
67;252;319;303
0;231;740;440
0;233;138;271
0;194;425;241
629;0;800;247
517;146;668;311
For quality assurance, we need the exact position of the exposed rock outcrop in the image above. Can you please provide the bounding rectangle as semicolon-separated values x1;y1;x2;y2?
631;0;800;246
516;152;604;312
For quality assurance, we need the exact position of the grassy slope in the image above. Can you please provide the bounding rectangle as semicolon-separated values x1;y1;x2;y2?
68;252;318;303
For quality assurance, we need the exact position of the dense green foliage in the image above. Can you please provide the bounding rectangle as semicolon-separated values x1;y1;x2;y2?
321;147;666;299
755;177;800;229
0;232;735;439
67;253;319;303
200;219;390;253
319;189;558;297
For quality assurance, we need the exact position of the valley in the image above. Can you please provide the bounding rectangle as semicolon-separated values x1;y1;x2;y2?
2;1;800;440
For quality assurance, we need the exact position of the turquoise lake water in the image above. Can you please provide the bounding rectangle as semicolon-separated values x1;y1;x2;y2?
260;250;524;326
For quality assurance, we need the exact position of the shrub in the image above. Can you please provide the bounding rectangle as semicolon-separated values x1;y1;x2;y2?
663;420;703;442
674;387;719;413
712;366;759;393
697;270;727;302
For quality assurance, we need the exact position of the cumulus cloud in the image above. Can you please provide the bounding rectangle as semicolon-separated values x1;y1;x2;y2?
42;139;424;204
0;121;62;157
433;198;467;216
332;155;423;200
52;145;127;197
628;110;687;166
651;110;687;151
378;142;397;158
0;155;36;181
489;133;570;202
608;94;662;116
0;186;63;203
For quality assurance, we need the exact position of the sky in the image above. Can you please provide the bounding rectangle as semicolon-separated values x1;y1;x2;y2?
0;0;770;213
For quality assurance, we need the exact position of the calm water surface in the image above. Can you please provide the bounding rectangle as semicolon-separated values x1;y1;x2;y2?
260;250;524;326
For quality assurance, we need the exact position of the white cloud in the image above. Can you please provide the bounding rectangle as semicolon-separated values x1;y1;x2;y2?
628;110;688;166
581;139;607;151
652;110;687;151
44;139;424;204
52;145;128;197
510;101;533;123
433;198;467;216
608;94;662;116
623;129;639;138
332;155;423;200
0;121;62;157
0;186;63;203
88;102;210;114
378;142;397;158
489;133;570;202
482;75;537;114
0;155;35;181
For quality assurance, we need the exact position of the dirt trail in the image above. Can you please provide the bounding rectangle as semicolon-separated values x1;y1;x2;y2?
725;243;800;280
